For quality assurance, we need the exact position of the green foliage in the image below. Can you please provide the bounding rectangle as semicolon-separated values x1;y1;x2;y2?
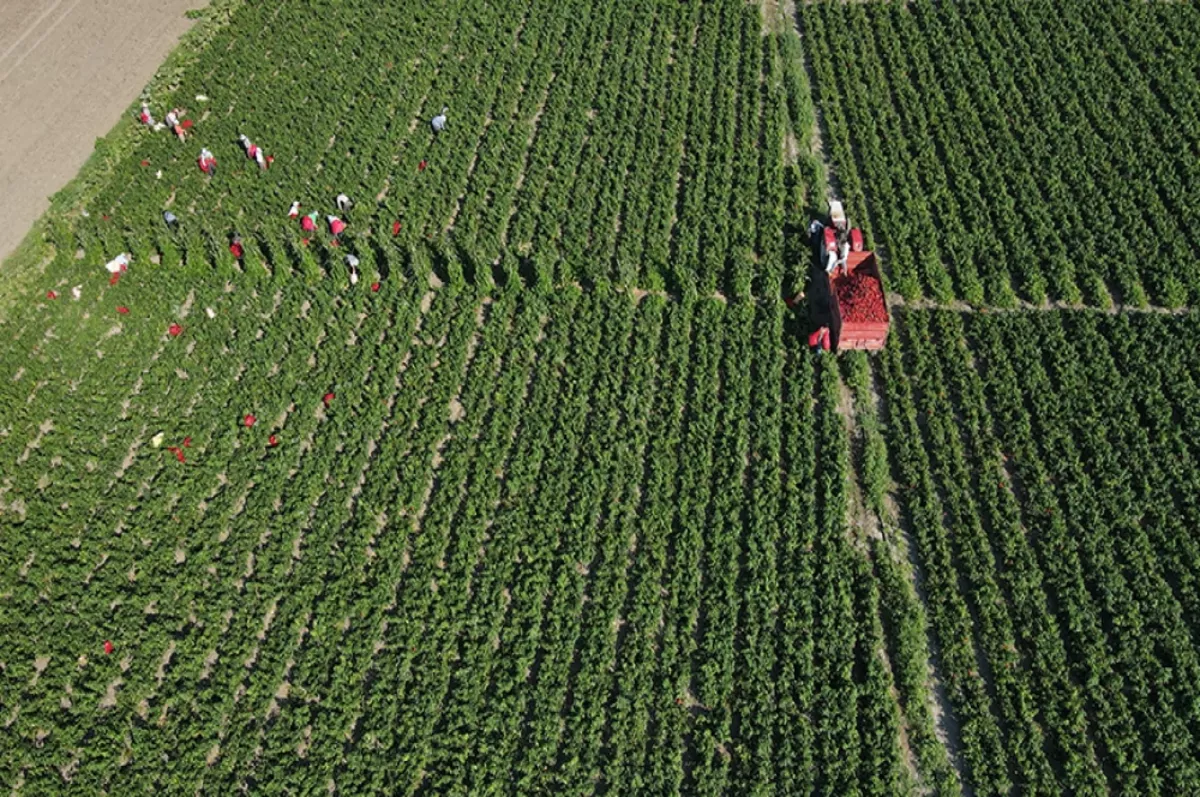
801;0;1200;307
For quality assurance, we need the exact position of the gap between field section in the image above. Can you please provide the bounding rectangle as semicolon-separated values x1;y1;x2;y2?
887;293;1192;317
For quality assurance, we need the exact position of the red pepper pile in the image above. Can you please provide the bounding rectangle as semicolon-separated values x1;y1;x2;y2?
834;269;887;323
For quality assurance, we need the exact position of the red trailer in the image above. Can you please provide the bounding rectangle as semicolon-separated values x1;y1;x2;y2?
828;251;890;351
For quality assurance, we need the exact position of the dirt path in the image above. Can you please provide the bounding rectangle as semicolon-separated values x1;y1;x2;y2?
0;0;200;262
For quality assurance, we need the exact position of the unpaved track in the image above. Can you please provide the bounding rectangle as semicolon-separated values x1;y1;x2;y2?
0;0;200;262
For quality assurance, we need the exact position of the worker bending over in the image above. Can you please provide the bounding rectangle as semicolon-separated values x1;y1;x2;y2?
346;254;359;285
808;326;831;354
239;135;268;169
431;106;448;134
105;253;131;276
139;103;155;126
336;193;352;213
165;108;187;141
198;148;217;175
328;216;347;237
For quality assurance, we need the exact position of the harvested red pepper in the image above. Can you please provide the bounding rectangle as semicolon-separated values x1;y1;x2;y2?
168;323;183;337
834;269;888;323
244;414;256;428
268;435;278;447
323;392;335;406
46;290;57;299
418;160;427;172
392;220;402;236
371;282;381;292
116;306;129;315
103;641;114;655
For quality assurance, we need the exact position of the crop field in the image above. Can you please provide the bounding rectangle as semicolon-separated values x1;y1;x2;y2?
5;0;1200;794
0;272;925;792
801;0;1200;308
54;0;816;302
876;309;1200;795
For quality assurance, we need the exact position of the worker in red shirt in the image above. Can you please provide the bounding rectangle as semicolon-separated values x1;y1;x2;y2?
229;235;244;261
139;103;155;126
301;211;318;234
808;326;831;354
327;216;347;237
198;148;217;175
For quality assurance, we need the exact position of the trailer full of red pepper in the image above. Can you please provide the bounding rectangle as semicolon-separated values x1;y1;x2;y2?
828;251;890;350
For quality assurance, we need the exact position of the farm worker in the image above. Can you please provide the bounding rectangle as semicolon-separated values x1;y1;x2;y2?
431;106;448;134
230;235;244;260
808;326;831;354
163;211;178;231
301;211;318;233
139;103;155;126
336;193;352;213
239;134;256;158
105;253;131;275
255;147;267;169
346;254;359;284
198;148;217;175
327;216;347;236
808;219;825;238
288;201;302;218
165;108;186;140
825;249;839;274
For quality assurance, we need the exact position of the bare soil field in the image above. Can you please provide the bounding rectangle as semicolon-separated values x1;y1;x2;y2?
0;0;200;261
